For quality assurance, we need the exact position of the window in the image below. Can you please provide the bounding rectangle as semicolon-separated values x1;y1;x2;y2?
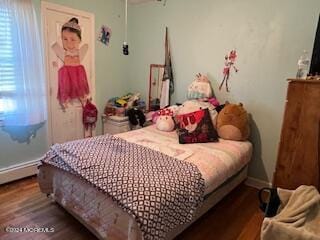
0;8;16;114
0;0;46;126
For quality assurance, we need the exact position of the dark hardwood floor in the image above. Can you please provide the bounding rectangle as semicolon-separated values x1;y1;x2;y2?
0;176;264;240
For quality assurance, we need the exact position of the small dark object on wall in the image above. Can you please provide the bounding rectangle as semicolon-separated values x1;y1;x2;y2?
123;42;129;55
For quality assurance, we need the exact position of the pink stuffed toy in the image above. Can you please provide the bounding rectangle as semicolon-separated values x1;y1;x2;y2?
152;105;179;124
155;108;175;132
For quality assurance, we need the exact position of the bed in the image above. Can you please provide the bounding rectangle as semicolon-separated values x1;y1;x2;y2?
38;125;252;240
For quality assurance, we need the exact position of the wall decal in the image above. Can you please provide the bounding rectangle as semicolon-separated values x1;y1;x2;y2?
219;49;238;92
98;25;112;46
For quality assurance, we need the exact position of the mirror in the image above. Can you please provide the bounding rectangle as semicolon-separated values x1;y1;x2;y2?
148;64;164;111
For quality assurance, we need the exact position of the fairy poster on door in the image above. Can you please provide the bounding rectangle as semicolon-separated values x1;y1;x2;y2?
51;17;90;108
43;2;96;143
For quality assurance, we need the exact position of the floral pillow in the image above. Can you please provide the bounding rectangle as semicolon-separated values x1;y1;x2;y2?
176;108;219;144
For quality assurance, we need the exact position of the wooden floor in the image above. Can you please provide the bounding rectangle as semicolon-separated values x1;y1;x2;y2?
0;176;264;240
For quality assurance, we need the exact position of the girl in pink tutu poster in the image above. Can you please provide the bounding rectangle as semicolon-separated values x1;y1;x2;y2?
51;17;90;108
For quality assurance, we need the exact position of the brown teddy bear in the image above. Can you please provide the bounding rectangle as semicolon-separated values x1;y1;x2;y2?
216;103;250;141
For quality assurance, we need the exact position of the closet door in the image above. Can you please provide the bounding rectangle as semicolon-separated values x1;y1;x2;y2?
41;2;95;144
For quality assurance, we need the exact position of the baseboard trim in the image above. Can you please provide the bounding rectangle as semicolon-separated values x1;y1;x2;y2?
0;159;40;185
245;177;272;189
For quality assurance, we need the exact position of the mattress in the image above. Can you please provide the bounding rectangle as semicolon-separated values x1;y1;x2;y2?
38;165;248;240
117;125;252;195
38;125;252;240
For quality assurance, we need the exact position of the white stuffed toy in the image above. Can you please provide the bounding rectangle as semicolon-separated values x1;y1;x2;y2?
156;108;175;132
187;73;213;100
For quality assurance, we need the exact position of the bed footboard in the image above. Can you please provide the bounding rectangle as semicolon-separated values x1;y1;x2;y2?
38;164;143;240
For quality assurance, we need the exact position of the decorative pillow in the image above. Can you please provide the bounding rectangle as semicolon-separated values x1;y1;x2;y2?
177;100;218;127
176;108;219;144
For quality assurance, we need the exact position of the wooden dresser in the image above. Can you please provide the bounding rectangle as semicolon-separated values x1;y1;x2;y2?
273;79;320;190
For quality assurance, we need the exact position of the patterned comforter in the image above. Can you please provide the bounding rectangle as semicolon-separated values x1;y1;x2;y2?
41;134;205;240
118;126;252;195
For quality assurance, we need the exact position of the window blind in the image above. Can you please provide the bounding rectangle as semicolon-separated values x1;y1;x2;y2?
0;8;16;113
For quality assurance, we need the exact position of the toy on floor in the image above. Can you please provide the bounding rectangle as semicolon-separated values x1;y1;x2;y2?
216;103;250;141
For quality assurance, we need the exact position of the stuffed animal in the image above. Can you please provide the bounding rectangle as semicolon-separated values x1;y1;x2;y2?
216;103;250;141
127;108;146;127
152;105;180;124
177;100;202;115
156;108;175;132
187;73;213;100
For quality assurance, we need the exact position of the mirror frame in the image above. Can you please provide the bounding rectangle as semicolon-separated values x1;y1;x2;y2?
148;64;165;112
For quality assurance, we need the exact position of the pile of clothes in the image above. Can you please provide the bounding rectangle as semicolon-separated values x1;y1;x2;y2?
104;93;147;128
104;93;145;117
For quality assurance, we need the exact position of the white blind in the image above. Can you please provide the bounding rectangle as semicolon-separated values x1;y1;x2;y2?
0;7;16;113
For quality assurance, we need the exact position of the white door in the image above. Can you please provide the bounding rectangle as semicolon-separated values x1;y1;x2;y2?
41;2;95;144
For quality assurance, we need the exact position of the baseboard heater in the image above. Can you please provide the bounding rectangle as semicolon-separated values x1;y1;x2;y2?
0;159;40;184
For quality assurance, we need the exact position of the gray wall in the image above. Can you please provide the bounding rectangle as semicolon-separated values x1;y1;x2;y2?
126;0;320;182
0;0;127;168
2;0;320;184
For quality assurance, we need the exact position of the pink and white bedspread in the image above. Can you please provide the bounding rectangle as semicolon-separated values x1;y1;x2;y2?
117;125;252;195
